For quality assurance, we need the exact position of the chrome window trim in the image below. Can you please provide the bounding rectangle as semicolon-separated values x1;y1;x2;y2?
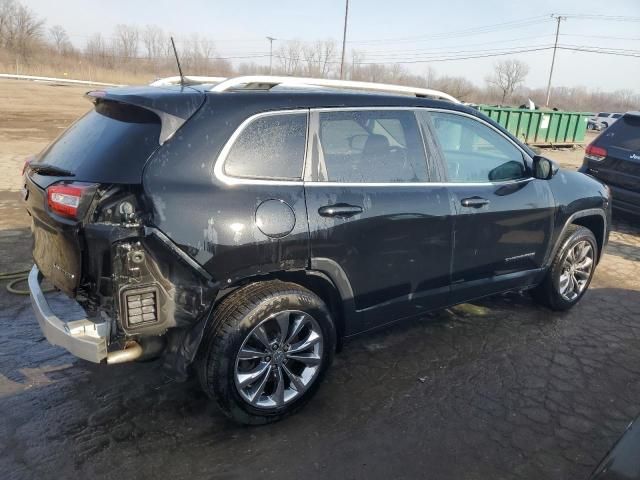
213;106;534;187
213;109;309;186
307;106;533;186
304;177;534;188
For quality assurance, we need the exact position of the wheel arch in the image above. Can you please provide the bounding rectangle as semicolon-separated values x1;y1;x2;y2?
547;208;607;267
214;265;354;350
572;214;605;261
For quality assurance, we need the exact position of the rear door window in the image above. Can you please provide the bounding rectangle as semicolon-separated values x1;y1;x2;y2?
599;115;640;151
224;112;307;180
36;101;161;184
314;110;429;183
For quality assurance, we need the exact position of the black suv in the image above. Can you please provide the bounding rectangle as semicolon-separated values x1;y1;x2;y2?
580;111;640;215
24;76;611;424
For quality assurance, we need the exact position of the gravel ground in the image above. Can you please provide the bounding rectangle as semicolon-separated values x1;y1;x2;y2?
0;79;637;480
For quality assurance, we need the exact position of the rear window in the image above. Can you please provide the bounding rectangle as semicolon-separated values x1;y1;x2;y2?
36;101;161;183
599;115;640;151
612;114;623;119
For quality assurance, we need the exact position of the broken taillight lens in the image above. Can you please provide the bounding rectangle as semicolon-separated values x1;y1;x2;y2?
47;183;95;219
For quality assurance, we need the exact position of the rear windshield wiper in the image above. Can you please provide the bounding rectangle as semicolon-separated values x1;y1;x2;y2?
29;163;75;177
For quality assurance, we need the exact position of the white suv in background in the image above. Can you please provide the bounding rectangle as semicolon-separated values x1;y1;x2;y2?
589;112;623;130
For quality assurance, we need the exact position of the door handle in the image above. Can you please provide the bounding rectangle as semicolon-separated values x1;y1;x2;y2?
318;203;363;218
461;196;490;208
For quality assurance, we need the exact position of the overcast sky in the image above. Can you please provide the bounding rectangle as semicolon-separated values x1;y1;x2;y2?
23;0;640;92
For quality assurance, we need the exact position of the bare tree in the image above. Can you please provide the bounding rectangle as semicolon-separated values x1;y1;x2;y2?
0;0;16;47
348;49;365;80
142;24;164;60
276;40;302;75
435;76;477;101
85;32;112;67
113;24;139;61
1;2;43;62
49;24;71;55
302;40;336;77
486;59;529;104
423;66;437;88
197;35;217;73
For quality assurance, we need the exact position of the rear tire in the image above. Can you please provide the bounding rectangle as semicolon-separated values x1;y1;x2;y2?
197;280;336;425
532;225;598;311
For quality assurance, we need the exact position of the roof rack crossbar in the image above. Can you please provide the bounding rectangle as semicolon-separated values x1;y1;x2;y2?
209;75;460;103
150;76;228;87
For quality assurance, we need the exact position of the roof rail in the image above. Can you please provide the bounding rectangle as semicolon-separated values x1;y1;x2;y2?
209;75;460;103
150;75;227;87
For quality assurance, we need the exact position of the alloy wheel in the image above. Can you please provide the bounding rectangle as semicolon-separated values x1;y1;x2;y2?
234;310;324;409
558;240;594;302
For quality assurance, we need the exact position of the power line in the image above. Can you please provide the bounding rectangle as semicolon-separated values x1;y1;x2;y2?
273;47;554;65
560;33;640;42
347;16;553;45
271;44;640;66
556;14;640;22
350;34;556;56
349;43;557;61
558;46;640;57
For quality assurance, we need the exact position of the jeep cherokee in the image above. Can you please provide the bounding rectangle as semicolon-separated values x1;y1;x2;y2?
24;75;611;424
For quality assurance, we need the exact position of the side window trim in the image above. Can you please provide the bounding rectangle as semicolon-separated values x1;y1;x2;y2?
213;109;309;185
212;106;533;187
423;108;534;184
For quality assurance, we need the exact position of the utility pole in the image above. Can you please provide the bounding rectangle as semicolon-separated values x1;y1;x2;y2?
545;14;565;107
266;36;276;75
339;0;350;79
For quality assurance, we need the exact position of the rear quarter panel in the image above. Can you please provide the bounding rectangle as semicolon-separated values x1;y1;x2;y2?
142;97;310;285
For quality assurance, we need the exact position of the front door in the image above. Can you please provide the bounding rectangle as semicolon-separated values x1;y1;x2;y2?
422;110;555;301
304;108;454;334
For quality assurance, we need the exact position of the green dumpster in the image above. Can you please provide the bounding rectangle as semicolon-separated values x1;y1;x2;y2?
477;106;592;147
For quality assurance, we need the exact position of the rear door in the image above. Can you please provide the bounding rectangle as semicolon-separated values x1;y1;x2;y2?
588;113;640;194
422;110;555;300
304;108;453;334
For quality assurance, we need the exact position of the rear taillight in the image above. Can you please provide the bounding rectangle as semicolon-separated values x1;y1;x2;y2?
585;144;607;162
47;183;95;219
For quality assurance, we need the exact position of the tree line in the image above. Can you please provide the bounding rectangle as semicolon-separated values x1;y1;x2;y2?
0;0;637;113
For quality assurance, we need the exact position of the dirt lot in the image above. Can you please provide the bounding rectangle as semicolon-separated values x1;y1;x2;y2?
0;79;637;480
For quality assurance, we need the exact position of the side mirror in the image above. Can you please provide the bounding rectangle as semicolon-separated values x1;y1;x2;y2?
532;155;558;180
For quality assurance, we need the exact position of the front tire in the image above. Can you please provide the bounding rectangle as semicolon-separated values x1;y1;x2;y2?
532;225;598;311
197;280;336;425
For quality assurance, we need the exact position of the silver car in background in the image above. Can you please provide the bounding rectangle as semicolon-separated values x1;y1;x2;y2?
589;112;623;130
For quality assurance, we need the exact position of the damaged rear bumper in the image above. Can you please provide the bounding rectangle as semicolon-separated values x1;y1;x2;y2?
28;265;109;363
